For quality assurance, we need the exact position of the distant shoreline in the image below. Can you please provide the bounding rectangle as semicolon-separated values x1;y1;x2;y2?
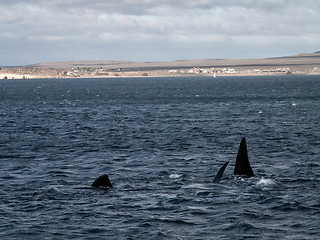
1;71;320;80
1;52;319;79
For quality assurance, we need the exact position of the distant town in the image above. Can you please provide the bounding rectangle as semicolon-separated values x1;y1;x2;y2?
1;52;319;79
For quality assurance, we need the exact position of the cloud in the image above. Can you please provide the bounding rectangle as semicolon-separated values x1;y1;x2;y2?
0;0;320;65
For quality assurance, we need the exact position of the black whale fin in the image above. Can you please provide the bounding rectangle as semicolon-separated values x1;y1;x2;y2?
213;161;229;183
92;174;113;189
234;137;254;177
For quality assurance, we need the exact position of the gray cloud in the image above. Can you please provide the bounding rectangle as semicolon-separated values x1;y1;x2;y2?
0;0;319;65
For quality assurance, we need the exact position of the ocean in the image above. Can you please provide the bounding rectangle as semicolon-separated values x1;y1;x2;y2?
0;75;319;239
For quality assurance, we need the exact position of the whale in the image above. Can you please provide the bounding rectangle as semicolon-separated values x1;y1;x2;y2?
212;137;254;183
234;137;254;177
92;174;113;189
213;161;229;183
91;139;253;188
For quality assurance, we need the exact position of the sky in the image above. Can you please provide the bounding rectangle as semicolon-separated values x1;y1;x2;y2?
1;0;320;66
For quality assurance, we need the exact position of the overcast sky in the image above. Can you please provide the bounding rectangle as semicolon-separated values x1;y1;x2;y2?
1;0;320;66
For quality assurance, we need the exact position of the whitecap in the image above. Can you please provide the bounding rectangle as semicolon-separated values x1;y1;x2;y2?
291;103;297;106
183;183;207;189
257;177;275;186
169;173;182;179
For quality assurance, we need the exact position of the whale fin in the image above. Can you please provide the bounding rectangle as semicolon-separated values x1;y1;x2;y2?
92;174;113;189
213;161;229;183
234;137;254;177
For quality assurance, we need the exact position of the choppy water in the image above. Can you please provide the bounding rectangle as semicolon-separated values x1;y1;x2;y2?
0;76;319;239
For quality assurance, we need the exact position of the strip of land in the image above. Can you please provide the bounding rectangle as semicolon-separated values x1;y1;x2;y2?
1;52;320;79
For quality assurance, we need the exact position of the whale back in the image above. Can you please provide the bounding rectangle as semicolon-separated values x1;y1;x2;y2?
92;174;113;189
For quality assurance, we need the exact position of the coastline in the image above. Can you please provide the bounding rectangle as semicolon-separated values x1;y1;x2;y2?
1;69;319;80
1;72;320;80
1;52;319;79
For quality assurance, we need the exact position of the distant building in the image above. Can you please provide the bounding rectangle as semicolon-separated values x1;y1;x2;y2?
226;68;235;74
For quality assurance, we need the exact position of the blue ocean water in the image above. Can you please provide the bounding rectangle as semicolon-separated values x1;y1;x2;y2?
0;75;319;239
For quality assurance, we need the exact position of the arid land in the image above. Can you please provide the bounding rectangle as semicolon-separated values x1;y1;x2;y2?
1;52;320;79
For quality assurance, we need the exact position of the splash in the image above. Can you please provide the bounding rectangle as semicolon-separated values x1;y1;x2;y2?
169;173;182;179
257;177;275;186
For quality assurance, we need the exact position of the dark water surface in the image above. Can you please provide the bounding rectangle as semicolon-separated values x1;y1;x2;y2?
0;76;319;239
